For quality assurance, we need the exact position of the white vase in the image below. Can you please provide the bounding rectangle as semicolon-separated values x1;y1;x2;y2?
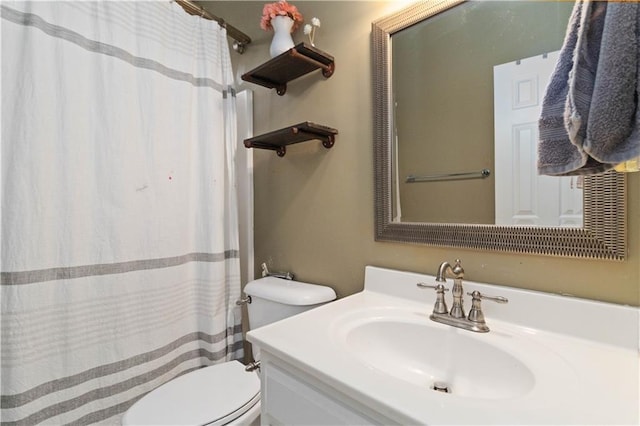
269;15;295;58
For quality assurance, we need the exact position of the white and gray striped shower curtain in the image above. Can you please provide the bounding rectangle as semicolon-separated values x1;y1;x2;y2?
1;1;243;424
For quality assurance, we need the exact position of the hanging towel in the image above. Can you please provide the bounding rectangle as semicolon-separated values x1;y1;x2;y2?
538;1;600;175
538;1;640;176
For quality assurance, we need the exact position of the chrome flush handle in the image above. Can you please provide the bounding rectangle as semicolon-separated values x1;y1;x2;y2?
235;295;252;306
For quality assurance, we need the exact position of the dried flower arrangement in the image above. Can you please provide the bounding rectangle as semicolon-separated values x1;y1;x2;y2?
303;17;321;46
260;0;303;32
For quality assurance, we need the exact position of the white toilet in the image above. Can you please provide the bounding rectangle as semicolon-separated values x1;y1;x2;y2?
122;276;336;425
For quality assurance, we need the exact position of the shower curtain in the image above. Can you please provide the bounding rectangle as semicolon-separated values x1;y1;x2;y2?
1;1;243;424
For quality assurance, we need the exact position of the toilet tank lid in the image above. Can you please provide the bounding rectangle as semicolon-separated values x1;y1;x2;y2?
244;276;336;305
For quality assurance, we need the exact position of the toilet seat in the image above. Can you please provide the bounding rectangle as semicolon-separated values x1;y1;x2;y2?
122;361;260;426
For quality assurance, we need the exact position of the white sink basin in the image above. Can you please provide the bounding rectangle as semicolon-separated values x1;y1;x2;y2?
342;317;535;399
331;305;584;409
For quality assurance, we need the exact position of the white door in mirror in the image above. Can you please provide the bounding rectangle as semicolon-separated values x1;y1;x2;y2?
494;51;583;227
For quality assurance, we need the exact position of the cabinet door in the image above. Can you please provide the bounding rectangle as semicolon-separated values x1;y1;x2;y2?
261;356;397;425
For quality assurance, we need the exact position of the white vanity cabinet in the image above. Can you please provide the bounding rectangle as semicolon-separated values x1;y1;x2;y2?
259;352;398;426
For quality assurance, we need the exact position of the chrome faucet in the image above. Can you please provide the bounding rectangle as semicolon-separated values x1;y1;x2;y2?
436;259;465;319
261;262;294;280
418;259;508;333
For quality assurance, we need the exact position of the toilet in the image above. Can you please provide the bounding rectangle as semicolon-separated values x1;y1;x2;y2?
122;276;336;425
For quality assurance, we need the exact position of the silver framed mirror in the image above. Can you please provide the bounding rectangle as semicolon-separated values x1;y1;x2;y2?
372;0;627;260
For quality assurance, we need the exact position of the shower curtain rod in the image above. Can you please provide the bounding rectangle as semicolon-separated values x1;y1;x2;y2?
175;0;251;53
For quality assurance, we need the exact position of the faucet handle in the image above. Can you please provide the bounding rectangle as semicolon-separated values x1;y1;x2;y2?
417;282;449;291
467;291;508;304
466;290;508;325
417;283;449;314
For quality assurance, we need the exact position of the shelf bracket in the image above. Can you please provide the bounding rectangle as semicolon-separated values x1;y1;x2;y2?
291;126;336;149
289;49;335;78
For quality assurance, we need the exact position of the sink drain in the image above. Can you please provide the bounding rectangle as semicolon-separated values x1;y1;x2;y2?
432;381;451;393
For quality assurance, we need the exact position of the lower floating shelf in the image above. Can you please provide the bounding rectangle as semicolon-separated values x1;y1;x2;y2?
244;122;338;157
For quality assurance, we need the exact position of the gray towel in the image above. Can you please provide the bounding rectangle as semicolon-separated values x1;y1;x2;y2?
538;1;640;176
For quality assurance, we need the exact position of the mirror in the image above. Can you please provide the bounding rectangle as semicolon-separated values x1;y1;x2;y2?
392;1;580;226
372;0;627;260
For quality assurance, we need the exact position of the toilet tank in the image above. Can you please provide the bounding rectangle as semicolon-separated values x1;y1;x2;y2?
244;276;336;330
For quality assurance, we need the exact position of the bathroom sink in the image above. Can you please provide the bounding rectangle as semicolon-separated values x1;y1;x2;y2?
250;266;639;425
340;317;535;400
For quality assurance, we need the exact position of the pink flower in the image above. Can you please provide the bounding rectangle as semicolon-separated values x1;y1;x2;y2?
260;0;303;32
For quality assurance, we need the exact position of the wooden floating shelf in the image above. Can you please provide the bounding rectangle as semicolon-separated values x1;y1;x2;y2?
244;122;338;157
241;43;335;95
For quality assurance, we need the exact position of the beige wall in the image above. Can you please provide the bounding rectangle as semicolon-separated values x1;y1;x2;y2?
203;1;639;307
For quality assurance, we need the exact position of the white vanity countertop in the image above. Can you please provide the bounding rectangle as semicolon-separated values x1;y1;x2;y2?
247;266;640;425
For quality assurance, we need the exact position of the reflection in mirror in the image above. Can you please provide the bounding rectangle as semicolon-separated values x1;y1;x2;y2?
373;0;626;259
493;50;582;227
391;1;580;226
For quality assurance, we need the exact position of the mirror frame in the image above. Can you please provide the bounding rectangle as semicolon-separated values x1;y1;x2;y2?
372;0;627;260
